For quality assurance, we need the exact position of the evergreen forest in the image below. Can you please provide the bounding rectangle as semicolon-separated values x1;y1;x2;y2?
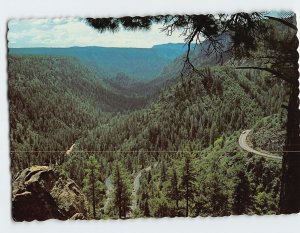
8;14;297;219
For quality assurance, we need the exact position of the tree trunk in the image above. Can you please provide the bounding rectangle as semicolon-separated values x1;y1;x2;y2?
236;66;300;213
186;184;189;217
92;169;96;219
119;205;122;219
280;80;300;214
186;197;189;217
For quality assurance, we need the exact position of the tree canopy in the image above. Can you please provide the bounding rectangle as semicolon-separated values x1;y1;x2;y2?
85;12;300;214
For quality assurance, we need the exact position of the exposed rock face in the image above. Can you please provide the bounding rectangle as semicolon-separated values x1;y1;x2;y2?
12;166;87;221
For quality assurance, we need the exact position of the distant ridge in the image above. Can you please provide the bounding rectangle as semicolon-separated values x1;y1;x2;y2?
9;44;190;81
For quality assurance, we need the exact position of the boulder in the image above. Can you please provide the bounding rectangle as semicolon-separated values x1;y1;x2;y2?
12;165;87;221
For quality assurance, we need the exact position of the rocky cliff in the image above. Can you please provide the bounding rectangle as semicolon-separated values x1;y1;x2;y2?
12;166;87;221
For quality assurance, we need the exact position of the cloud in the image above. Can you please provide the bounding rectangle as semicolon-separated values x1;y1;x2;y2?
7;18;185;48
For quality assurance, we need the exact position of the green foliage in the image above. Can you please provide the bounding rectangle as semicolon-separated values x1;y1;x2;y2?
166;169;181;212
254;184;278;215
111;161;132;218
83;155;106;219
249;114;286;156
8;55;146;173
180;154;197;217
9;47;287;218
232;170;252;215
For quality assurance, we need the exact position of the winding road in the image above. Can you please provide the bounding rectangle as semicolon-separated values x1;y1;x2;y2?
239;129;281;161
66;143;76;155
131;164;156;211
103;162;158;214
103;175;113;212
131;170;143;211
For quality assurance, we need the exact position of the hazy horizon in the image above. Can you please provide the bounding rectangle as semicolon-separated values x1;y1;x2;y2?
7;18;185;49
8;42;189;49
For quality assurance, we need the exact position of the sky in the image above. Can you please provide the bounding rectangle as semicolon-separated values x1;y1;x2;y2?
7;18;185;48
7;11;293;48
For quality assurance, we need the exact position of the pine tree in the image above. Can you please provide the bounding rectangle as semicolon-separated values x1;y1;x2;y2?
166;168;181;211
207;157;229;216
209;122;217;146
232;170;252;215
111;161;132;218
143;198;150;217
83;155;106;219
159;160;167;190
161;161;167;183
180;154;197;217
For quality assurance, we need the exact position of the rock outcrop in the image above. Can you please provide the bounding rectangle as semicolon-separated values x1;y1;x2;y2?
12;166;87;221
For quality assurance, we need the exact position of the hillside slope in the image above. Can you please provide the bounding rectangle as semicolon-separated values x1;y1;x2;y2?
8;55;147;171
79;65;288;154
74;65;287;217
9;44;189;81
9;36;289;218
